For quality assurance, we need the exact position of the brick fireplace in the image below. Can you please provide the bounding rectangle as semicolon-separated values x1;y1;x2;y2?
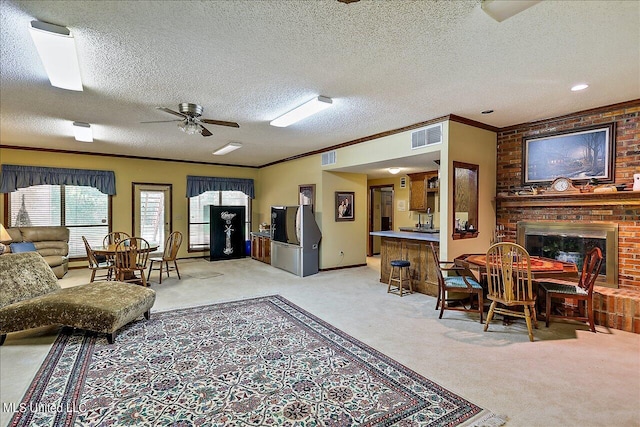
495;100;640;333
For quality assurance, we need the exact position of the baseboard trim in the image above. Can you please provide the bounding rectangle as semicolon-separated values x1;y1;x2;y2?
320;263;367;272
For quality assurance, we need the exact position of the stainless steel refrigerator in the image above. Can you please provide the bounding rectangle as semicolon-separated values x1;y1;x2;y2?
270;205;322;277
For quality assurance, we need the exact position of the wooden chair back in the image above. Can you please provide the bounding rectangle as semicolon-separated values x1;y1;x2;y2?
491;224;505;244
82;236;100;268
114;237;150;271
163;231;183;261
485;242;534;304
578;247;603;295
429;243;446;288
103;231;131;246
429;243;484;323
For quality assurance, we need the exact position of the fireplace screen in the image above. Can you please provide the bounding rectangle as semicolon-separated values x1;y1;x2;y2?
517;222;618;288
524;235;605;274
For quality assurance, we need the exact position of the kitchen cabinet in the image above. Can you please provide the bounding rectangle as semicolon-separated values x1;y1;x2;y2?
408;171;438;212
250;232;271;264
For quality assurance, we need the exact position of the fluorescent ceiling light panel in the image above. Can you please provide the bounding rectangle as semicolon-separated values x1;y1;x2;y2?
29;21;83;91
270;96;333;127
481;0;541;22
73;121;93;142
213;142;242;155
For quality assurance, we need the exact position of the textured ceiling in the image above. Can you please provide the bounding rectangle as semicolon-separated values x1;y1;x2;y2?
1;0;638;175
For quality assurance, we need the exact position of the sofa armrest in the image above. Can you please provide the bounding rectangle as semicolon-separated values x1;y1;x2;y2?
34;241;69;257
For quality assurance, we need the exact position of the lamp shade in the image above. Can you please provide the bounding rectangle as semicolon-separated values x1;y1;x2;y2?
0;224;11;242
0;224;11;255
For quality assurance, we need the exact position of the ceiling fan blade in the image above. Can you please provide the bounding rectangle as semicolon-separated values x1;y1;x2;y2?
156;107;187;119
200;119;240;128
140;119;182;124
200;125;213;137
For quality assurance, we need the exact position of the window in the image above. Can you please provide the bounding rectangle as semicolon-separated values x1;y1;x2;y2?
188;190;251;251
9;185;110;257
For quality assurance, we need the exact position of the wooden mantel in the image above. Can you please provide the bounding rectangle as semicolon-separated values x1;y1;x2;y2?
495;191;640;208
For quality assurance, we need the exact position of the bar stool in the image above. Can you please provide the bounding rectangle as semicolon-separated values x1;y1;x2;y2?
388;259;413;296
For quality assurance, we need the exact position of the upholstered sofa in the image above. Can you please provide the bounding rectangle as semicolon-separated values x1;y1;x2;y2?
0;252;156;345
5;226;69;278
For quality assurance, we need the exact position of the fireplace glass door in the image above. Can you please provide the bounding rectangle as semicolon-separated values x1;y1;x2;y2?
517;221;618;288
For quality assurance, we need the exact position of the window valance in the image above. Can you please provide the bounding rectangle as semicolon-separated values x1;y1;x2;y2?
0;164;116;195
187;175;255;199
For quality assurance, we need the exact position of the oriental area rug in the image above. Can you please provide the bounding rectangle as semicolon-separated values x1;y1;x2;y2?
11;295;506;426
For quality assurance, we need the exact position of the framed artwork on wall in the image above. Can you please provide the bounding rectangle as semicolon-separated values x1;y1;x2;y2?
335;191;354;221
298;184;315;212
522;123;615;185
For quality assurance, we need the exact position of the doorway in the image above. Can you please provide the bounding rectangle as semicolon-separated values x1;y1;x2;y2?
132;183;172;253
368;185;394;256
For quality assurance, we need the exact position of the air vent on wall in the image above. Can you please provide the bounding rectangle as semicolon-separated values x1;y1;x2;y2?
322;150;337;165
411;123;442;149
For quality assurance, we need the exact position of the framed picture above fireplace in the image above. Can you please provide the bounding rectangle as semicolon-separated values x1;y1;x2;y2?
522;123;615;185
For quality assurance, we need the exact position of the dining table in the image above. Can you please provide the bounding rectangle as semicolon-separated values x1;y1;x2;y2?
455;253;579;321
454;253;579;281
92;243;158;283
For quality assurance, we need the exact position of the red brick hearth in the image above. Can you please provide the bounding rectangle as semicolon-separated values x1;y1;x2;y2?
593;287;640;333
495;100;640;333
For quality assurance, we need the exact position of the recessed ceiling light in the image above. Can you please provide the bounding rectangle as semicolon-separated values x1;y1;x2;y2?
571;84;589;92
481;109;494;114
72;121;92;142
388;167;401;175
270;96;333;127
213;142;242;155
481;0;541;22
29;21;83;91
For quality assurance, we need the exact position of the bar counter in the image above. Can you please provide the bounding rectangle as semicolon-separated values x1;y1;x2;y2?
370;231;439;296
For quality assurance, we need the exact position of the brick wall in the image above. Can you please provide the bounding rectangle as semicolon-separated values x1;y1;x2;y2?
495;100;640;290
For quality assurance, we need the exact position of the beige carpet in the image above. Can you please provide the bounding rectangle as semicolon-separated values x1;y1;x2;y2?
1;257;639;426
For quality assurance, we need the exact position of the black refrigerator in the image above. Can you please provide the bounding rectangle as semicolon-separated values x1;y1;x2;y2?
209;206;246;261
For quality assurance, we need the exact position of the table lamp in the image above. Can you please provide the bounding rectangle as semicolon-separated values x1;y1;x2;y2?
0;224;12;255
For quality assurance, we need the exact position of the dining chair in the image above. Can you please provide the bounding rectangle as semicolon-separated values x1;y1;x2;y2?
536;247;603;332
491;224;505;244
429;243;484;323
82;236;115;282
484;242;538;342
114;237;150;287
147;231;183;284
103;231;131;247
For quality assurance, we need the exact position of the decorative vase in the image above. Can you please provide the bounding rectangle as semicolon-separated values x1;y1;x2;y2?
634;173;640;191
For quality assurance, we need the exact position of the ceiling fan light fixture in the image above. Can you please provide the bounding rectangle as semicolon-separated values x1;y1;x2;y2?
213;142;243;155
29;21;83;91
480;0;541;22
270;96;333;127
72;121;93;142
178;120;200;135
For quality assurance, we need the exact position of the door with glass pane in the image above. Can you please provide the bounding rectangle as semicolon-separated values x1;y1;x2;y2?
133;184;172;254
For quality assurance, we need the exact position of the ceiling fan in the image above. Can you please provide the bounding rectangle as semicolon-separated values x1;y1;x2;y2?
143;103;239;137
